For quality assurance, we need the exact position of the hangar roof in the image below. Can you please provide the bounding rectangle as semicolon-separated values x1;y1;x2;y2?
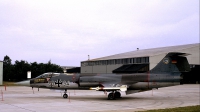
85;43;199;61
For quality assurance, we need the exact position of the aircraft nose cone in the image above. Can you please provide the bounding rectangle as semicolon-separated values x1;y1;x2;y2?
15;80;30;86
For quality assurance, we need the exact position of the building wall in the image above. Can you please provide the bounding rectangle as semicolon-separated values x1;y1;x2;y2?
81;66;93;73
93;65;107;73
0;61;3;85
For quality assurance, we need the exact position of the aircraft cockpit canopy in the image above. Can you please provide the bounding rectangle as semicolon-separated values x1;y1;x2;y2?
36;73;60;78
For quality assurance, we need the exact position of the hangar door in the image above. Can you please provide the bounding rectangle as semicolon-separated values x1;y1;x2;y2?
113;64;149;73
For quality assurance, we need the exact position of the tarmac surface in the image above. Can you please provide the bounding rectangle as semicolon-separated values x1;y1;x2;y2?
0;84;199;112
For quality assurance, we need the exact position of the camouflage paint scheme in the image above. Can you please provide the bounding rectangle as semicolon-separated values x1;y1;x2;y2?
17;52;191;100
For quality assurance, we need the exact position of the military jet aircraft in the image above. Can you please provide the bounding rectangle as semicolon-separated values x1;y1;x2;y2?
16;52;191;100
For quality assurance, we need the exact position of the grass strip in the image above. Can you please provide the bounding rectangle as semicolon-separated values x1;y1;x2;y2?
138;105;200;112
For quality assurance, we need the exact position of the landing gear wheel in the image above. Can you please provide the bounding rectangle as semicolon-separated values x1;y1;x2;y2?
63;89;68;98
108;93;115;100
63;94;68;98
114;92;121;98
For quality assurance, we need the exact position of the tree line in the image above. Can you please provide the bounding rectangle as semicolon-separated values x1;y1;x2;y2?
3;55;63;81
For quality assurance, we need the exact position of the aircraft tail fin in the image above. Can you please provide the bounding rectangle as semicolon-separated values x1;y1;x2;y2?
150;52;191;73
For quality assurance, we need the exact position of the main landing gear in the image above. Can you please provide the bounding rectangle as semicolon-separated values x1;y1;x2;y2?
63;89;68;98
107;91;121;100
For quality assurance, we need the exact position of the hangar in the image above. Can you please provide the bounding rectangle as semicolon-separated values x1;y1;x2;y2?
81;43;200;83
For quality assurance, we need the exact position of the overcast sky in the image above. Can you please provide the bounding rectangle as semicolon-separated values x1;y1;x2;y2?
0;0;199;66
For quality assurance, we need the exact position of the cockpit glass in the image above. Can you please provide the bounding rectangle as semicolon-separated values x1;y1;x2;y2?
36;73;60;78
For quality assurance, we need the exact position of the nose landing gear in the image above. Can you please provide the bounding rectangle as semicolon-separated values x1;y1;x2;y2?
63;89;68;98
